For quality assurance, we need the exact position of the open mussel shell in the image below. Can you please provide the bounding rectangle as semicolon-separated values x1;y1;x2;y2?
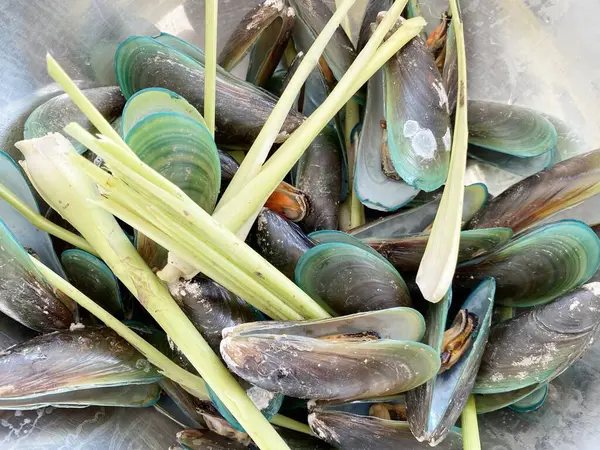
351;183;488;239
468;100;557;158
508;383;548;413
0;327;162;400
475;384;541;415
115;34;304;150
288;0;356;82
0;151;65;276
469;149;600;233
264;181;309;222
218;0;295;87
384;25;451;191
366;228;513;273
254;208;314;280
295;242;412;314
455;220;600;307
0;383;160;410
168;277;262;355
354;70;419;211
24;86;125;154
61;249;125;319
407;278;495;445
296;127;342;231
308;396;463;450
220;308;439;400
0;219;75;332
474;283;600;394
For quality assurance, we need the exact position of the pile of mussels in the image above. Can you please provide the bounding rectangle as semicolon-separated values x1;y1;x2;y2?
1;0;600;449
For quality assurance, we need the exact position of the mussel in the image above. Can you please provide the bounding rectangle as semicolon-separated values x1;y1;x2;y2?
382;19;451;191
469;149;600;233
24;86;125;154
455;220;600;307
407;279;495;445
218;0;295;87
475;283;600;394
295;238;412;314
220;308;439;400
308;396;463;449
0;328;162;403
0;219;75;332
115;34;304;149
365;228;513;273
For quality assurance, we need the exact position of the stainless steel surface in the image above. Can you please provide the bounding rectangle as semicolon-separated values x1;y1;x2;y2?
1;0;600;448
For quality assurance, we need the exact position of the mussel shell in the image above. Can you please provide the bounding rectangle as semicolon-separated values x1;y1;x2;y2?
0;313;37;351
384;29;451;191
218;0;295;87
308;229;389;262
308;398;463;450
0;151;66;276
0;327;162;399
296;127;342;231
350;183;488;239
469;149;600;233
468;144;555;177
467;101;557;158
220;308;439;400
407;278;496;445
366;228;513;273
455;220;600;307
115;35;304;149
0;219;75;332
475;384;541;414
23;86;125;154
295;242;412;314
254;208;314;280
168;277;262;354
0;383;160;410
61;249;124;319
354;70;419;211
474;283;600;394
288;0;356;82
158;379;210;429
442;19;458;114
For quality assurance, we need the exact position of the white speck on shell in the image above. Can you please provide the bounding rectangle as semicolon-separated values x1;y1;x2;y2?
583;282;600;297
442;127;451;151
432;80;449;110
412;128;437;159
403;120;419;138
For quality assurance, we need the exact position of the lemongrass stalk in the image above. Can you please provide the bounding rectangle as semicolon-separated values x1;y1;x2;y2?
0;183;98;256
46;54;131;152
204;0;218;136
335;0;354;40
462;395;481;450
416;0;468;302
30;255;210;399
270;415;313;436
214;0;358;217
215;14;425;231
66;123;330;320
16;134;289;450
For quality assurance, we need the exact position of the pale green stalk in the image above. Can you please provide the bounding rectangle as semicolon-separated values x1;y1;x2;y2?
462;395;481;450
270;415;313;435
30;255;210;400
215;14;426;231
66;123;330;320
416;0;468;302
0;183;98;256
17;134;289;450
335;0;365;231
204;0;218;136
214;0;358;219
